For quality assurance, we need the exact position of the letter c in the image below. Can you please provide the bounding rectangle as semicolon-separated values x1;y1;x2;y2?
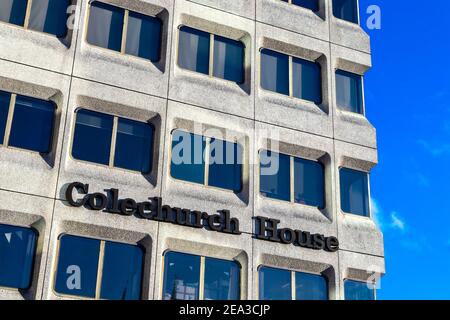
66;182;88;207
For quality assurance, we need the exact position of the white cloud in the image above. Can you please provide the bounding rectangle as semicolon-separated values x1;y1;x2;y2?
370;199;407;233
371;198;383;229
418;139;450;157
389;212;405;231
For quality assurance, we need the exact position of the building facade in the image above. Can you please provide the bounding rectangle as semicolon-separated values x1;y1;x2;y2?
0;0;384;300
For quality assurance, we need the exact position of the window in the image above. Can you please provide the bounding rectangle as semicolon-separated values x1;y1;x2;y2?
72;109;154;173
0;90;55;153
0;0;70;37
170;130;243;192
162;251;240;300
259;150;324;208
333;0;359;24
0;224;37;289
178;26;245;83
336;70;363;114
87;1;162;61
54;234;143;300
340;168;370;217
259;266;327;300
260;49;322;104
280;0;319;12
344;279;375;300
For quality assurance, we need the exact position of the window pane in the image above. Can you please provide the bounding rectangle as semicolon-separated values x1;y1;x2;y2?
260;49;289;96
0;224;37;289
260;150;290;201
336;70;363;113
114;118;153;173
340;168;370;216
213;36;244;83
294;158;324;208
0;91;11;144
72;109;113;166
55;235;100;298
259;266;291;300
29;0;70;37
0;0;27;26
208;138;242;191
125;12;162;61
100;242;143;300
333;0;359;23
162;252;200;300
178;26;210;75
87;1;124;52
295;272;327;300
344;280;375;300
204;258;240;300
170;130;206;185
292;57;322;104
9;95;55;153
292;0;319;12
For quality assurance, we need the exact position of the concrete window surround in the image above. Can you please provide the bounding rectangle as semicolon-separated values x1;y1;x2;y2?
169;129;244;192
85;1;163;62
70;108;155;174
258;46;326;112
0;0;384;300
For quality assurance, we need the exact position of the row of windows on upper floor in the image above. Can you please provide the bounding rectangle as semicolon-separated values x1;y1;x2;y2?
0;89;371;218
1;0;366;115
0;0;361;37
0;225;375;300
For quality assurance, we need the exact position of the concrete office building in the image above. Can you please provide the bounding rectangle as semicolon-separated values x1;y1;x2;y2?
0;0;384;300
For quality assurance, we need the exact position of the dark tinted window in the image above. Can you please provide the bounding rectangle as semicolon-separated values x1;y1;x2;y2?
162;251;201;300
294;158;324;208
178;26;210;75
9;95;55;153
340;168;370;216
162;251;240;300
213;35;245;83
260;151;325;208
72;109;113;166
333;0;359;23
55;235;100;298
100;241;144;300
259;150;290;201
259;266;292;300
114;118;153;173
170;130;206;185
204;257;240;300
208;138;242;192
292;57;322;104
336;70;363;114
55;235;143;300
0;91;11;144
292;0;319;12
295;272;327;300
87;1;124;52
260;49;289;95
344;280;375;300
0;0;28;26
28;0;70;37
0;224;37;289
282;0;319;12
125;12;162;61
171;131;243;192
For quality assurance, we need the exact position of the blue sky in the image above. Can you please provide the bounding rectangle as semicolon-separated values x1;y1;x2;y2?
359;0;450;299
